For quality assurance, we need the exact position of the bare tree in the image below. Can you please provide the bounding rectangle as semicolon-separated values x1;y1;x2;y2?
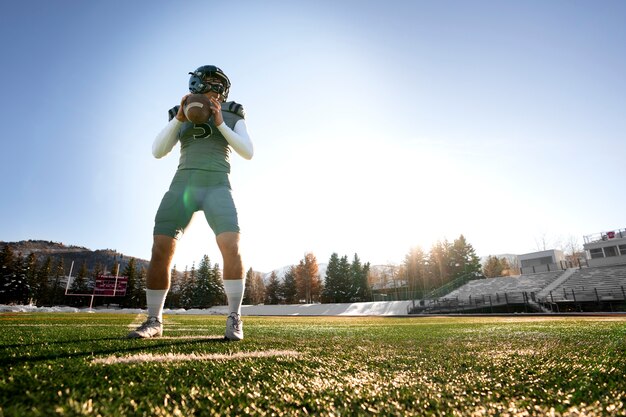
534;232;551;251
560;234;586;267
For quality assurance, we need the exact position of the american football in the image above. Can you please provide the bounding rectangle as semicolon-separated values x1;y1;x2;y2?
183;94;212;124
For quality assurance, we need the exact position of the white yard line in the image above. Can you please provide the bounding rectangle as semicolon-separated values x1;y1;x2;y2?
162;328;214;332
3;324;122;327
126;314;147;329
92;350;301;365
155;335;224;340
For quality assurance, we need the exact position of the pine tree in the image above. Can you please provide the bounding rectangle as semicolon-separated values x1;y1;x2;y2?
265;271;282;304
0;243;13;258
120;258;140;308
0;248;29;304
335;255;351;302
25;253;38;304
362;262;371;301
187;262;198;308
322;253;341;303
194;256;209;308
350;254;370;302
243;268;254;305
0;245;16;304
167;265;181;309
49;258;66;306
211;263;226;306
136;267;147;308
282;266;298;304
0;244;15;269
182;262;197;308
449;235;483;281
35;256;52;306
171;265;179;292
70;261;90;294
67;260;90;307
187;257;224;308
90;263;104;307
14;254;31;304
179;266;193;309
350;254;371;302
92;262;104;286
194;255;213;308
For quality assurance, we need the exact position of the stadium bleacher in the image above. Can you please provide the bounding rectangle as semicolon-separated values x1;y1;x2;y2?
537;264;626;304
444;271;563;301
411;265;626;314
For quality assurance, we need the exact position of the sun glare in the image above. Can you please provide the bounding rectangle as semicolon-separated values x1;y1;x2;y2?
172;213;218;270
167;137;493;272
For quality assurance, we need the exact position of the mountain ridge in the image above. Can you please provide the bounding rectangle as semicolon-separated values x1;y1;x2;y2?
1;239;149;275
3;240;384;283
1;240;328;280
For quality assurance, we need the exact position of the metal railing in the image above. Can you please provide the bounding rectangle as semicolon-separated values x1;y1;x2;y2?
409;285;626;314
409;290;543;314
520;260;586;274
583;228;626;244
538;286;626;304
423;272;478;300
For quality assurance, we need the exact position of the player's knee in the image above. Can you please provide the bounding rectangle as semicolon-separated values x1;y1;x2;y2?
151;236;176;262
220;242;240;259
217;232;240;258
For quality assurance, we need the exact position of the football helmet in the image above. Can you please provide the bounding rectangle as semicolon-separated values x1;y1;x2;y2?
188;65;231;101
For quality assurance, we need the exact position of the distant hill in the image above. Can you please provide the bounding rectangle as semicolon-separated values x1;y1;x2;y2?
2;240;318;280
3;240;378;283
1;240;150;275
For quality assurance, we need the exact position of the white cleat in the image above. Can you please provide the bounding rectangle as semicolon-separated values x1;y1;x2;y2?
127;316;163;339
225;312;244;341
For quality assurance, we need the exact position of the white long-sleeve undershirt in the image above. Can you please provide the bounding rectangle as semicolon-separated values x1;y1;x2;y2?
217;119;254;160
152;118;254;160
152;118;182;158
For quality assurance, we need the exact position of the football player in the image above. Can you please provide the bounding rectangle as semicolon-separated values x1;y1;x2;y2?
128;65;253;341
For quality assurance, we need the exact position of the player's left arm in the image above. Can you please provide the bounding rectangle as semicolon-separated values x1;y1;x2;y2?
209;97;254;160
217;119;253;160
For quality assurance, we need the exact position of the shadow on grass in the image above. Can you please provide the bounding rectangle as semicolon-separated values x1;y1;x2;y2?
0;336;133;350
0;336;231;367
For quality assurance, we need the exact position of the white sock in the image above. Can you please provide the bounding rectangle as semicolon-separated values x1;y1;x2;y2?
146;289;168;322
223;279;245;315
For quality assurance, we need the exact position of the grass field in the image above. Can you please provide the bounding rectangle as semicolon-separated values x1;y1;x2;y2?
1;313;625;416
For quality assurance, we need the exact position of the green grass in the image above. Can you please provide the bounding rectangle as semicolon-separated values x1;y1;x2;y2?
1;314;625;416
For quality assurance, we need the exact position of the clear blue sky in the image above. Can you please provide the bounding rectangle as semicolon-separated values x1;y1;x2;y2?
1;0;625;272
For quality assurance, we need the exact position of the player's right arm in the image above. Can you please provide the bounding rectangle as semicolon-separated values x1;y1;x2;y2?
152;118;181;158
152;95;190;158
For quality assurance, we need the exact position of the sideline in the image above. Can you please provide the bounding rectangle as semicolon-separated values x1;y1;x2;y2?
2;302;625;317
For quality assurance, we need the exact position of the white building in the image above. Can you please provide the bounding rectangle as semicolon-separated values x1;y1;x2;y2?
518;249;566;274
583;227;626;267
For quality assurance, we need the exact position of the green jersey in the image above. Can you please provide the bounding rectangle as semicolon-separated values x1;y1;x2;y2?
167;101;245;173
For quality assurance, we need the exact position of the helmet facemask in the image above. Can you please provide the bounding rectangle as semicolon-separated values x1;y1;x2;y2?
188;65;231;102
